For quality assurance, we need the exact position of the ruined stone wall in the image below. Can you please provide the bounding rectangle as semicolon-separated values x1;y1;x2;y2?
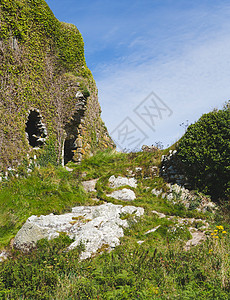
0;0;114;171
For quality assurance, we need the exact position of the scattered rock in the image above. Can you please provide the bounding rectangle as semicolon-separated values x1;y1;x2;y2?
137;241;144;245
149;210;209;250
82;179;98;193
184;230;206;251
109;175;137;188
141;145;159;152
0;251;8;262
152;188;163;197
65;166;73;172
145;225;161;235
135;167;142;172
107;188;136;201
13;203;144;260
152;210;166;218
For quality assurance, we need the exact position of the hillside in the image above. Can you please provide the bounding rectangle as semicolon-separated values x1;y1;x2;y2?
0;1;230;299
0;0;114;171
0;148;229;299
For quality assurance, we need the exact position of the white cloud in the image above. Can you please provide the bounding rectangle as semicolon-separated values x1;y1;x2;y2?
96;30;230;149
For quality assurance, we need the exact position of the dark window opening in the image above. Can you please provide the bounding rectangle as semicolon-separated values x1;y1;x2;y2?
26;110;47;147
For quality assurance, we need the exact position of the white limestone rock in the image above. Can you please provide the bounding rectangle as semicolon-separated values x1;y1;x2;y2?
152;188;162;197
107;188;136;201
13;203;144;260
109;175;137;189
82;179;98;193
0;251;8;262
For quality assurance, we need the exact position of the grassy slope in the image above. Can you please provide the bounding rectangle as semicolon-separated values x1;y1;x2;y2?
0;150;230;299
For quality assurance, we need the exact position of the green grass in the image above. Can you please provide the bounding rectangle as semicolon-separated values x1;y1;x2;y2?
0;149;229;299
0;165;95;247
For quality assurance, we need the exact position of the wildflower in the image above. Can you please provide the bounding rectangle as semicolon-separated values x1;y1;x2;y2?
214;230;218;232
209;249;213;254
222;231;227;234
216;225;224;230
213;236;219;238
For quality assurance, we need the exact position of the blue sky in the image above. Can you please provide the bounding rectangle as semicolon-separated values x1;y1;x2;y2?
46;0;230;150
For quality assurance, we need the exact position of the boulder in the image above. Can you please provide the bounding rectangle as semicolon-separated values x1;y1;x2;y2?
107;188;136;201
109;175;137;188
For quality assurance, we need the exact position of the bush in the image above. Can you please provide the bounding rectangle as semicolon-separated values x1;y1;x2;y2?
177;102;230;200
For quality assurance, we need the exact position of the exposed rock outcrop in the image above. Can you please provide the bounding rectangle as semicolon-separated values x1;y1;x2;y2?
13;203;144;260
152;183;216;212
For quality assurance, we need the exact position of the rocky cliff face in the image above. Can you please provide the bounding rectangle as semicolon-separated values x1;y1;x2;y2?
0;0;114;170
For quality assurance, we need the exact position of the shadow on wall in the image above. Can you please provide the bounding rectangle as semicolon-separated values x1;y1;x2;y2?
64;110;84;165
25;108;85;165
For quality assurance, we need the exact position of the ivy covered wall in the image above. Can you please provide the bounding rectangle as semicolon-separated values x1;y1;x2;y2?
0;0;114;170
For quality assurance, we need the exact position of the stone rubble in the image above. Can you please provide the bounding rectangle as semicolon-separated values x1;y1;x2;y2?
13;203;144;260
152;183;217;213
141;145;159;153
160;150;188;186
151;209;209;249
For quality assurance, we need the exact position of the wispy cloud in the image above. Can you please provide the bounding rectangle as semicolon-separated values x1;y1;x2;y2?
96;28;230;148
45;0;230;148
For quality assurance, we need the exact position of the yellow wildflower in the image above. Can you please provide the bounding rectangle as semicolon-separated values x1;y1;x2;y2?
222;231;227;234
216;225;224;230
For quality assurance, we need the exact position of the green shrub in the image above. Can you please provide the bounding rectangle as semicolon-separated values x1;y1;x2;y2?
177;102;230;201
